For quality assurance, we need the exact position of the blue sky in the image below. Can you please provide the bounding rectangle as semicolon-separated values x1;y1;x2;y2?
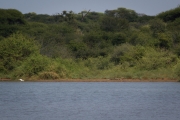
0;0;180;15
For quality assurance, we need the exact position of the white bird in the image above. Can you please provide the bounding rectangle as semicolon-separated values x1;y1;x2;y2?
19;79;24;82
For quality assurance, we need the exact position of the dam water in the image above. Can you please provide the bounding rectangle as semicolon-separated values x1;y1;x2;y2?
0;82;180;120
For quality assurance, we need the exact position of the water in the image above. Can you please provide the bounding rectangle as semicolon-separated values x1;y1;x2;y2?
0;82;180;120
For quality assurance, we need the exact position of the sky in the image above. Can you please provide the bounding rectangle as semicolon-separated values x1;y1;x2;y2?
0;0;180;16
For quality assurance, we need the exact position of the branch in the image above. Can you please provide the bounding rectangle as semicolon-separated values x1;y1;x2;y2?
81;9;91;21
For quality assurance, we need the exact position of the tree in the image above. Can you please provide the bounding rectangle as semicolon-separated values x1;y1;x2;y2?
100;16;129;32
167;18;180;45
0;32;40;72
156;33;173;49
86;12;103;21
83;31;102;48
0;9;26;37
157;6;180;22
105;8;138;22
68;40;89;58
80;10;91;21
149;19;166;36
59;10;75;23
0;9;26;25
110;43;143;65
24;13;53;23
112;32;126;45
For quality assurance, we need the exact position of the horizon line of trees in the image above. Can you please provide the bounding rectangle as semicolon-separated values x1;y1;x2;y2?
0;6;180;80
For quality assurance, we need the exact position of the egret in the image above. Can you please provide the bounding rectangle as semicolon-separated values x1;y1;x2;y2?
19;79;24;82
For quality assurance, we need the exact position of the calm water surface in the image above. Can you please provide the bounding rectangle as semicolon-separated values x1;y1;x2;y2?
0;82;180;120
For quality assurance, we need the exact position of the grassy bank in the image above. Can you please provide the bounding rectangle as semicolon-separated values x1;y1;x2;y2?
1;54;180;82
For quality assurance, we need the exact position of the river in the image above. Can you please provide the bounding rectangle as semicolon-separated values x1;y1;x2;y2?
0;82;180;120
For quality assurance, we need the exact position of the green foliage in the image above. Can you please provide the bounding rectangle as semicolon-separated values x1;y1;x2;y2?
137;48;177;70
173;43;180;56
38;72;60;80
167;18;180;45
157;6;180;22
83;31;103;48
84;56;113;70
0;9;25;25
24;13;54;23
25;55;48;75
0;32;40;72
167;18;180;30
82;31;112;57
156;33;173;49
112;32;126;45
139;25;152;33
1;7;180;80
0;24;20;37
68;40;88;58
24;22;48;38
111;44;144;65
46;58;68;78
86;12;104;21
105;7;138;22
100;16;129;32
149;19;166;36
13;55;50;78
174;62;180;78
0;9;26;37
128;30;157;46
137;15;155;23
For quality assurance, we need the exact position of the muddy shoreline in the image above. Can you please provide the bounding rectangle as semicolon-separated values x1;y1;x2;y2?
0;78;178;82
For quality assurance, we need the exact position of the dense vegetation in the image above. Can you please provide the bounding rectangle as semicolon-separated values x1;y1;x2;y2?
0;6;180;81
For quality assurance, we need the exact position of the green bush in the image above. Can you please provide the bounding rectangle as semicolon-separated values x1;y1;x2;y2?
12;55;50;78
38;72;60;79
156;33;173;49
0;32;40;73
46;58;69;78
84;56;113;70
137;48;177;70
174;61;180;78
112;32;126;45
111;43;134;64
111;44;144;66
149;19;166;36
23;55;50;76
157;6;180;22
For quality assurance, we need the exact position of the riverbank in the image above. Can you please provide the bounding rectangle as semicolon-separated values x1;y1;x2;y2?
0;78;178;82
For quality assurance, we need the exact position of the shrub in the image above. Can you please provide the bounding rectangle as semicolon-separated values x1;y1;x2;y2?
137;48;177;70
111;44;144;66
38;72;60;79
84;56;113;70
174;61;180;78
111;43;134;64
157;6;180;22
0;32;40;72
13;55;50;78
46;58;68;78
